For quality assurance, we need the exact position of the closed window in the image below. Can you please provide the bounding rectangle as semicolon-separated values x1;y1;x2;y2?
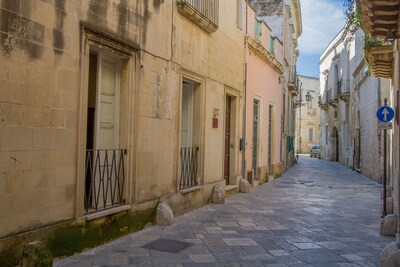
309;128;313;142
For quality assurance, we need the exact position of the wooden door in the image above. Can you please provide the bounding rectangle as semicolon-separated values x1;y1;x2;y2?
224;95;231;185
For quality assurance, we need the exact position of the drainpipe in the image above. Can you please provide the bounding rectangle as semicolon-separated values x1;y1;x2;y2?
242;1;248;179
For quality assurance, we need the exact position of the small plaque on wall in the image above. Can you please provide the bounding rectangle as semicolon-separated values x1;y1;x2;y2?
212;118;218;128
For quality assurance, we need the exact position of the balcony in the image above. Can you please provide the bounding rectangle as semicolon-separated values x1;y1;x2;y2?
177;0;219;33
318;93;328;111
338;79;350;102
288;67;299;96
327;89;338;107
365;45;393;78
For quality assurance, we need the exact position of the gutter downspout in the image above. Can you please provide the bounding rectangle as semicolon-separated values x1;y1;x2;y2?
242;0;248;179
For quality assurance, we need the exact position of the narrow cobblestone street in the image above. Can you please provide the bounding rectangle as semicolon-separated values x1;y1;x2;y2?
54;156;395;267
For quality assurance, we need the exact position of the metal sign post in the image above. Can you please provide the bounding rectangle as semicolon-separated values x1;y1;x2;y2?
377;99;395;218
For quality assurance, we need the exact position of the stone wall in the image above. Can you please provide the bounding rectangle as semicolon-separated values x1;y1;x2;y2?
0;0;244;242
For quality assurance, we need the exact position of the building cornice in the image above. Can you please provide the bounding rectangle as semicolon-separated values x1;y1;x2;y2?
356;0;398;78
356;0;400;39
246;36;285;75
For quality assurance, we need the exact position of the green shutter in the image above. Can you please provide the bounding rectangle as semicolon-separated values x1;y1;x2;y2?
270;36;275;55
255;18;261;41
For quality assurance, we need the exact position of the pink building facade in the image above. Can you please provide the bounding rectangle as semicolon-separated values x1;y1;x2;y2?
245;5;285;184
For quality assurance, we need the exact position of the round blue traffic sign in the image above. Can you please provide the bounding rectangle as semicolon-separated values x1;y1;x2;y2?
376;106;395;122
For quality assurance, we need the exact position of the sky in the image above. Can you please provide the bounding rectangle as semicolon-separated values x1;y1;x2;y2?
297;0;347;78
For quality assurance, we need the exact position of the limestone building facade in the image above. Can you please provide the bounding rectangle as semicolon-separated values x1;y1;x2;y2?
319;25;390;182
0;0;245;263
295;75;320;154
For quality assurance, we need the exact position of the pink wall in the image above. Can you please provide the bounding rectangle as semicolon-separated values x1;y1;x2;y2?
245;4;283;173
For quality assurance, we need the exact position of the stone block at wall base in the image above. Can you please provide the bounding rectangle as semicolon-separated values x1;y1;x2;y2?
380;214;396;236
239;179;250;193
156;203;174;225
381;241;400;267
211;187;225;204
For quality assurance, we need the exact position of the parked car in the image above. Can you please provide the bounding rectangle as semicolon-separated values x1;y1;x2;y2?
310;145;321;158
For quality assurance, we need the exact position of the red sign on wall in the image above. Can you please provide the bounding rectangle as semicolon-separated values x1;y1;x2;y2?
212;118;218;128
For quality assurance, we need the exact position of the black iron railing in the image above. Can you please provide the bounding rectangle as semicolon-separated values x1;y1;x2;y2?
319;92;328;105
339;79;350;94
336;80;341;97
180;147;199;190
85;149;126;214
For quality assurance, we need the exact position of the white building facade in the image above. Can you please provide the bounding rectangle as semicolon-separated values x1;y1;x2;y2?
319;26;390;182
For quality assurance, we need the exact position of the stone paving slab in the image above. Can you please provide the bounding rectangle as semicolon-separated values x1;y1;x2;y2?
54;156;394;266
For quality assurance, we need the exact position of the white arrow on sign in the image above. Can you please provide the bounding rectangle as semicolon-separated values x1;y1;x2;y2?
382;108;390;121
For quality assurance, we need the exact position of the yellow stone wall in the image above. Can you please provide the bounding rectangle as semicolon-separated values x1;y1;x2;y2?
0;0;244;237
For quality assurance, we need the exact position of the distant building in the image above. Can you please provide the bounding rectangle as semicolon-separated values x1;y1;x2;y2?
295;75;320;154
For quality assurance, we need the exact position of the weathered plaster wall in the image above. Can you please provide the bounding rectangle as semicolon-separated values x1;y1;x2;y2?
0;0;245;239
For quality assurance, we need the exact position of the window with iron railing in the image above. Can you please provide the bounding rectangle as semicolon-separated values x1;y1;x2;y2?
85;149;126;214
177;0;219;33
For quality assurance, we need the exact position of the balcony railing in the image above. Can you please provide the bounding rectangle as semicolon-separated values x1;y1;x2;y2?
338;79;350;102
318;93;329;110
327;88;338;107
180;147;199;190
177;0;219;33
85;149;126;214
339;79;350;95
